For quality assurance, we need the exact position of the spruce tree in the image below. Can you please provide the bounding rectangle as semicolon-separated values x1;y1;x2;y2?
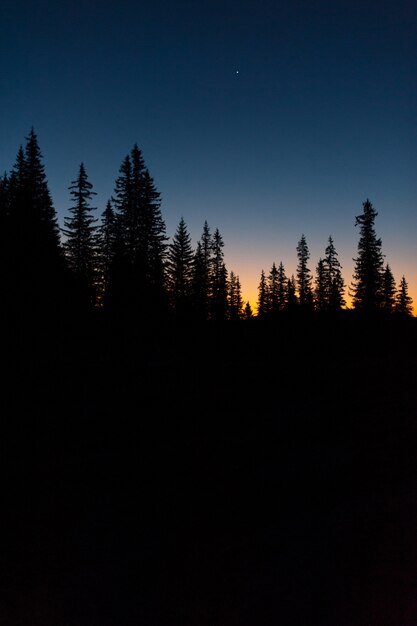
24;128;62;251
314;258;326;311
211;227;228;321
235;275;243;319
111;145;168;316
395;276;413;316
201;220;213;307
286;275;298;309
62;163;98;308
5;130;68;320
351;199;385;311
191;240;207;321
191;221;213;321
381;264;396;313
323;236;345;310
166;216;194;319
113;154;132;260
96;200;117;307
244;301;253;320
228;271;243;321
257;269;268;318
296;234;313;308
277;261;288;311
140;169;169;314
268;262;280;316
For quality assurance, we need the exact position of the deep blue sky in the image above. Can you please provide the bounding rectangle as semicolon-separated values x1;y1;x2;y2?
1;0;416;309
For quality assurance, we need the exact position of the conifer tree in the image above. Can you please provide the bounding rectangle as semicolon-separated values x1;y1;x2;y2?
277;261;288;311
24;128;62;251
111;145;168;315
236;276;243;317
268;262;280;316
228;271;243;321
211;227;228;321
323;236;345;310
351;199;385;311
166;216;194;319
62;163;98;308
5;130;68;319
140;169;169;313
113;154;132;261
257;269;268;318
381;264;396;313
314;258;326;311
191;241;207;321
296;234;313;308
96;200;117;307
191;221;213;321
201;220;213;303
287;275;298;309
244;301;253;320
395;276;413;316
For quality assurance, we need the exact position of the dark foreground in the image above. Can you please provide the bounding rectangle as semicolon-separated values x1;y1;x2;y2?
2;312;417;625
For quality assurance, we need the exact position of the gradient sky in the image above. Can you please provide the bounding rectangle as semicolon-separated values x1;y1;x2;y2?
1;0;416;312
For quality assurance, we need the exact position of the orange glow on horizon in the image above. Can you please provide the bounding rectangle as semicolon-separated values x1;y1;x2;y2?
240;285;417;317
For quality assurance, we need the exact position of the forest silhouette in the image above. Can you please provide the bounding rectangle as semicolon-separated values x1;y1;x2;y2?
1;130;417;626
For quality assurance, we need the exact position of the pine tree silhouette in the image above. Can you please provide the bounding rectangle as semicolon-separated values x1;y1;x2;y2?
296;234;313;308
211;227;228;321
267;262;280;316
381;264;396;313
244;301;253;320
351;199;384;311
4;130;68;322
166;216;194;320
257;269;268;318
96;200;117;307
314;258;326;311
191;221;213;321
324;236;345;310
111;145;168;317
286;274;298;309
62;163;98;309
228;271;243;320
395;275;413;316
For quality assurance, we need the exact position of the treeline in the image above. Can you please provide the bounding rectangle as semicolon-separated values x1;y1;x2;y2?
0;129;414;328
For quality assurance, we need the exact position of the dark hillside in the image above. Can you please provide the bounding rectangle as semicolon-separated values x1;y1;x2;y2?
2;313;417;625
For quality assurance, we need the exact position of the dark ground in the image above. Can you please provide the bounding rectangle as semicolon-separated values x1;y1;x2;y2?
2;312;417;625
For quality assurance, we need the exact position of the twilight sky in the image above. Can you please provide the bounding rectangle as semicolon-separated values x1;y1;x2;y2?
1;0;416;311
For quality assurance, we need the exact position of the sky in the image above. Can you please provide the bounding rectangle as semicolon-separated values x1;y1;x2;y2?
1;0;416;312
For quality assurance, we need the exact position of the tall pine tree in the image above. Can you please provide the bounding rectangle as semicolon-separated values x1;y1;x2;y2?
395;276;413;316
211;227;228;321
351;199;385;311
381;264;396;313
62;163;98;308
257;269;268;318
323;236;345;310
267;262;280;316
111;145;168;317
191;221;213;321
228;271;243;321
166;216;194;319
4;130;68;321
296;234;313;308
96;200;117;307
314;258;326;311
